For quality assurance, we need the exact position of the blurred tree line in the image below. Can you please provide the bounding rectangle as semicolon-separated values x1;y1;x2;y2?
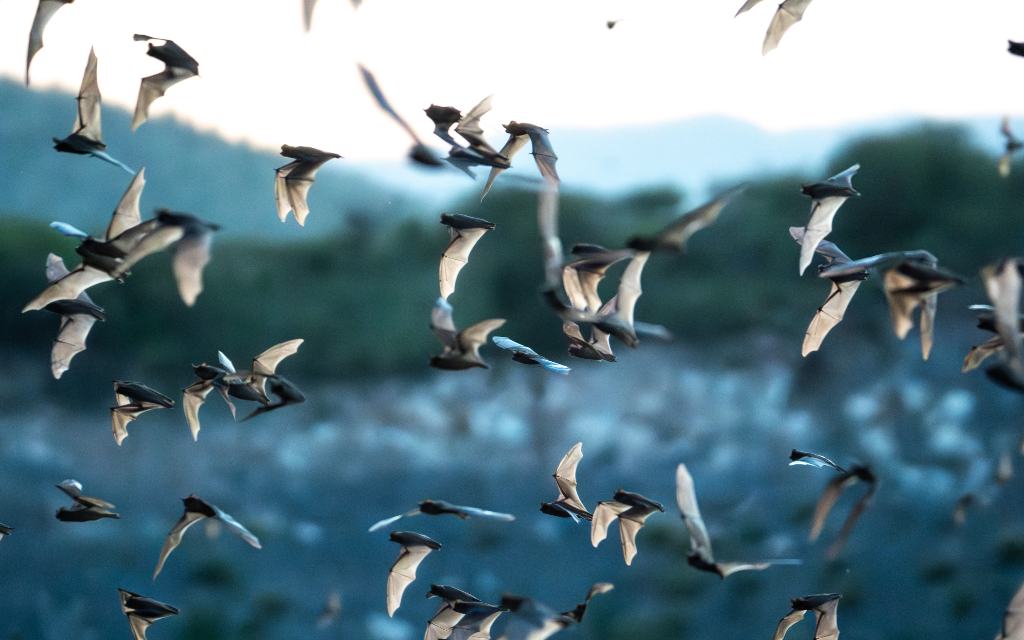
3;123;1023;388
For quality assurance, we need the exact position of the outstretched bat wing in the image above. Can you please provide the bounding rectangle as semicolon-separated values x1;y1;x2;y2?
153;509;207;579
107;169;147;240
251;339;304;376
763;0;814;55
26;0;70;85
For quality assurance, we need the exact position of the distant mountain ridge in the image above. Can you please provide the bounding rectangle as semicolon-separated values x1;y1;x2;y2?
0;79;1006;237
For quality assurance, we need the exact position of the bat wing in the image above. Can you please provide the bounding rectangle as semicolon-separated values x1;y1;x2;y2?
802;280;861;356
562;266;590;311
772;609;807;640
453;505;515;522
132;70;190;132
480;133;528;201
212;504;261;549
735;0;766;15
809;474;856;542
431;297;458;348
919;291;937;360
716;561;775;577
358;64;421;143
26;0;70;85
553;442;587;512
172;229;213;307
675;463;715;563
24;266;112;312
763;0;814;55
983;259;1023;361
386;545;434;616
73;48;103;142
996;582;1024;640
425;604;466;640
183;381;214;441
457;319;506;359
614;251;650;331
617;516;649;565
153;509;206;579
368;512;413;533
455;95;496;154
440;227;489;300
112;225;185;278
812;598;841;640
590;500;629;548
127;615;151;640
1000;152;1014;178
825;482;875;559
107;169;147;240
789;450;846;473
798;195;848;275
274;161;299;222
45;253;70;282
963;335;1003;373
302;0;318;30
527;129;559;183
647;185;746;251
537;181;564;288
51;311;99;379
251;339;303;376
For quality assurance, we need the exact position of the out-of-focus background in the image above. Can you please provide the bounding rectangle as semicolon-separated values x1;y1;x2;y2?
3;1;1024;639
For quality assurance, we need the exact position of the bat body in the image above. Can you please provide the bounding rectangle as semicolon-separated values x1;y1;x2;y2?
430;298;506;370
491;336;571;374
439;214;495;300
274;145;342;225
26;0;75;85
153;494;261;579
1010;40;1024;57
386;531;441;616
55;479;119;522
131;35;200;131
111;380;174;446
53;49;133;173
368;499;515;532
797;164;860;275
591;489;663;565
119;589;179;640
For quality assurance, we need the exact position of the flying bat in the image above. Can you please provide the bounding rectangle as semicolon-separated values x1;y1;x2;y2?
962;305;1022;373
627;185;746;252
55;479;119;522
302;0;318;30
111;380;174;446
153;494;261;579
481;121;558;200
561;582;614;624
773;593;841;640
498;585;611;640
880;258;963;360
368;499;515;532
274;145;342;226
676;463;798;578
450;600;508;640
980;258;1024;391
559;245;634;360
430;297;506;370
0;524;12;543
491;336;571;374
439;213;495;300
796;164;860;276
53;48;133;173
38;254;106;379
789;449;846;473
118;588;179;640
23;169;149;313
386;531;441;616
805;463;877;559
1010;40;1024;57
425;585;500;640
358;64;442;167
789;228;866;356
25;0;74;85
591;489;663;565
108;209;221;306
540;442;592;522
736;0;816;55
131;35;199;131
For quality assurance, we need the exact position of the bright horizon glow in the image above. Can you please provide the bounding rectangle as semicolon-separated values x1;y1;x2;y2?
3;0;1024;161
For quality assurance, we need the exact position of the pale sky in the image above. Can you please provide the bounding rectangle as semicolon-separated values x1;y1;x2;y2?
4;0;1024;161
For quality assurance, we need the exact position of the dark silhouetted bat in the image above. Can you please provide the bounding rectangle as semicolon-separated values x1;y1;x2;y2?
369;499;515;532
492;336;571;374
153;494;261;579
591;489;663;565
274;145;342;226
540;442;593;522
131;35;199;131
111;380;174;446
119;588;179;640
55;479;119;522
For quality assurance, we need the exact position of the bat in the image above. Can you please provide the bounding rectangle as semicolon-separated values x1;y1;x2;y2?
131;35;199;131
450;601;508;640
39;254;106;379
808;464;877;559
562;244;634;314
240;375;305;421
796;164;860;276
789;227;866;356
677;463;798;578
274;145;342;226
302;0;318;30
540;442;592;522
368;499;515;533
773;594;841;640
429;297;506;370
425;585;493;640
561;583;614;623
358;64;442;167
439;214;495;300
498;594;572;640
118;589;179;640
491;336;571;374
480;130;528;201
26;0;74;85
109;209;220;306
1010;40;1024;57
591;489;664;565
52;48;133;173
55;479;119;522
386;531;441;616
627;185;746;252
480;121;558;200
111;380;174;446
153;494;261;579
761;0;814;55
882;259;963;360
